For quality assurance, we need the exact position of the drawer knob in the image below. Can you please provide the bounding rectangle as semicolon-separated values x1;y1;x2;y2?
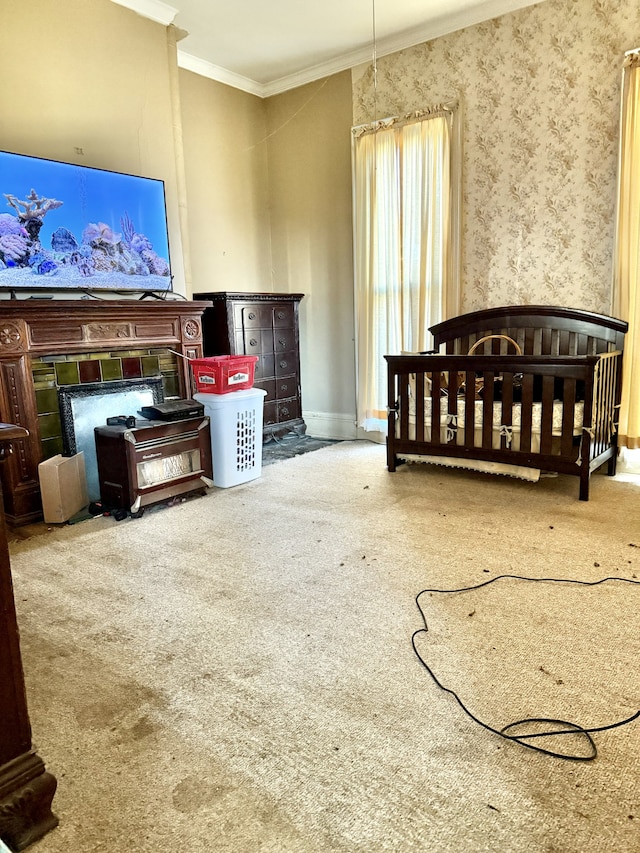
278;337;287;347
281;407;289;417
248;311;256;320
277;311;286;320
250;338;258;347
280;360;288;369
281;383;288;392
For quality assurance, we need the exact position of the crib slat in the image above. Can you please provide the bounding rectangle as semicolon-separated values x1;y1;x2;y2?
431;371;443;445
500;372;514;451
522;327;535;354
400;371;410;440
539;375;555;455
560;378;577;458
518;374;534;452
415;370;425;443
481;371;495;449
447;373;459;445
463;372;475;446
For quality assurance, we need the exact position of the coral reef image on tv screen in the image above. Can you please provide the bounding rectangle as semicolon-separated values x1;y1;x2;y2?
0;150;172;292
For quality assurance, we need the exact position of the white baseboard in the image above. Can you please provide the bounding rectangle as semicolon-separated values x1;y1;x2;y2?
355;426;386;445
302;411;358;441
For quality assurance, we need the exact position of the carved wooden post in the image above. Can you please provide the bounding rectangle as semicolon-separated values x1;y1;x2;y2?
0;424;57;851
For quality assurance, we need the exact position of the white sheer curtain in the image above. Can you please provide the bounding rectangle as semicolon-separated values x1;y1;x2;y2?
352;106;460;433
613;49;640;470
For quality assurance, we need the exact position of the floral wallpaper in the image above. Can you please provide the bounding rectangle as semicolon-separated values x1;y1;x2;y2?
352;0;640;315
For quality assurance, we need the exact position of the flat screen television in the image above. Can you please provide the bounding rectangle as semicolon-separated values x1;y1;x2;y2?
0;150;172;293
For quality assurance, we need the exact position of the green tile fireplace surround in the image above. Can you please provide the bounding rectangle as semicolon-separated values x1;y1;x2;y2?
0;298;211;525
32;348;180;461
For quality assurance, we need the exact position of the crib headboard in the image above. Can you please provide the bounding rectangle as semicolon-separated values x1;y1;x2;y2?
430;306;628;356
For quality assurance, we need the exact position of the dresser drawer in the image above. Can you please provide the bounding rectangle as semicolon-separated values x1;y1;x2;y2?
277;398;301;423
263;400;278;426
236;328;271;355
275;351;297;378
273;304;296;328
276;377;297;400
254;352;275;381
274;328;297;352
255;378;276;402
235;304;272;329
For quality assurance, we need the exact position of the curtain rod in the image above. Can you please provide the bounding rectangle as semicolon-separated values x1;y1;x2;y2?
352;101;458;138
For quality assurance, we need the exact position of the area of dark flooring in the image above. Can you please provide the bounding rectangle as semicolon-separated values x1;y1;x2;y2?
262;432;339;466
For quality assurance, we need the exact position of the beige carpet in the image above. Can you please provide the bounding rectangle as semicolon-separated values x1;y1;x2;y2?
8;440;640;853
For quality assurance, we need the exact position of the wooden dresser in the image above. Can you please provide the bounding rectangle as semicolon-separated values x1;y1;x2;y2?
194;292;306;438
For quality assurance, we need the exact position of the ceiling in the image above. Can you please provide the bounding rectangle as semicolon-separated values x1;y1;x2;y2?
111;0;544;97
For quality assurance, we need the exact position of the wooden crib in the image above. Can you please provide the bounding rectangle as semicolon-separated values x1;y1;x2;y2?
385;306;628;500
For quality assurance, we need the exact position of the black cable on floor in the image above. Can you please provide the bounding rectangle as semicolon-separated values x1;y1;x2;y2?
412;574;640;761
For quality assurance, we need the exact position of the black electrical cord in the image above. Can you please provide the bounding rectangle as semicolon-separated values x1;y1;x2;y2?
412;574;640;761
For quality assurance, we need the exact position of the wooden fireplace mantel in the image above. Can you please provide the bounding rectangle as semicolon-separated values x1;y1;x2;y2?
0;298;211;525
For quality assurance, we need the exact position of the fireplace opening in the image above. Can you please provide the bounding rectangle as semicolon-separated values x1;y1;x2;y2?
58;377;164;502
32;348;181;463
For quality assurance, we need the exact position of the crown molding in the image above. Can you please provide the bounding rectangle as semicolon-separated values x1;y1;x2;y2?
177;52;265;97
109;0;178;26
127;0;544;97
262;0;544;96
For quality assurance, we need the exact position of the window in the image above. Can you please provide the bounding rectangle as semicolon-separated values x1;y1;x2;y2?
352;104;461;433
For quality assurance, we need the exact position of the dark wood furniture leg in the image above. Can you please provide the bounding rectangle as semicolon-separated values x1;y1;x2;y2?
0;425;57;851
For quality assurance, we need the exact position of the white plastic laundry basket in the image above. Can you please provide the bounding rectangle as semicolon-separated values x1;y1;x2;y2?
194;389;267;487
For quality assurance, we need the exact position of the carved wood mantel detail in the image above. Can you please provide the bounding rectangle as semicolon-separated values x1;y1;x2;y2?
0;299;211;525
85;323;132;340
182;318;200;339
0;322;25;351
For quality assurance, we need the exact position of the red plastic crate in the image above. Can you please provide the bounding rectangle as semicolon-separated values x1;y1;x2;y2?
190;355;258;394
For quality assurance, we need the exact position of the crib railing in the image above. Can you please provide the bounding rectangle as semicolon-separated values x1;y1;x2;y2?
385;349;625;500
584;350;623;467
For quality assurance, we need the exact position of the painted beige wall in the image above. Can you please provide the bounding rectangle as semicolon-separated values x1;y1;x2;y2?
265;73;356;434
352;0;640;315
178;70;272;295
9;0;634;438
0;0;356;437
0;0;187;294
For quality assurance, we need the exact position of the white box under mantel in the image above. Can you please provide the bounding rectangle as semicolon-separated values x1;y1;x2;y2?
37;452;89;524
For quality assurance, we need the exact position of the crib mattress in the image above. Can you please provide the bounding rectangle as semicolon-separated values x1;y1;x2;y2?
399;398;585;481
409;398;585;434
